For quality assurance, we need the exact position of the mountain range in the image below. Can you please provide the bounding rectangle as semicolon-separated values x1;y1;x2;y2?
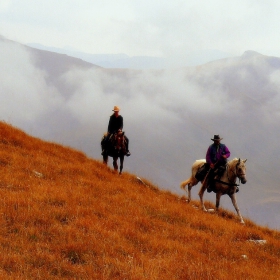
1;35;280;229
27;43;234;69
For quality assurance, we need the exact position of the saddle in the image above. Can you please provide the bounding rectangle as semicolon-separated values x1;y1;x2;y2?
207;164;226;193
214;165;226;178
101;131;126;155
195;163;209;181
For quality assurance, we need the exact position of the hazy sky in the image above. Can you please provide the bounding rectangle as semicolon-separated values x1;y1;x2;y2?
1;0;280;57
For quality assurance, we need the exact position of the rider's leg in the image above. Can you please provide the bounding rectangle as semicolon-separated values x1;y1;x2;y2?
207;169;215;193
124;136;131;156
217;164;226;178
101;133;110;155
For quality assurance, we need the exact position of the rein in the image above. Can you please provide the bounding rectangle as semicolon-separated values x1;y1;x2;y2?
213;178;239;187
213;161;243;187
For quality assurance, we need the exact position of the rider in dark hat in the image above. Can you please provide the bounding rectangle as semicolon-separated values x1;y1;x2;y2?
205;135;230;192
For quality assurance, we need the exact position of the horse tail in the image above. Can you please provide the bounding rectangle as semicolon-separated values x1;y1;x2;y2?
180;177;192;190
181;175;199;190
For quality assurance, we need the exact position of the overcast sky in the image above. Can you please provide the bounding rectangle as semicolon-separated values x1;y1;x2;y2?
1;0;280;58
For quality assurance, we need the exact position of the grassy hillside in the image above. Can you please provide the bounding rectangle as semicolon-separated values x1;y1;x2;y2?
0;121;279;279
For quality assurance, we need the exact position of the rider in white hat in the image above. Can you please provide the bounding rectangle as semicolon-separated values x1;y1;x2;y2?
107;106;123;134
102;106;131;156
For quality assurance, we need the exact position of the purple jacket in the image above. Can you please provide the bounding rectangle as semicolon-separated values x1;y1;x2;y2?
206;143;230;165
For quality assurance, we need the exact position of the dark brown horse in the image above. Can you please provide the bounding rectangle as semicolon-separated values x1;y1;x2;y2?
101;131;127;174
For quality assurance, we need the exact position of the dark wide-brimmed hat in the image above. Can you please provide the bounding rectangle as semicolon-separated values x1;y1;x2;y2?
211;135;223;141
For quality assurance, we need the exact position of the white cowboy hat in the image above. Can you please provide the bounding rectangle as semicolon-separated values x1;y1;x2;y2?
112;106;120;112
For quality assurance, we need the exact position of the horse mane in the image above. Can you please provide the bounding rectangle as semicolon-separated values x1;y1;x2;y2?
227;158;247;176
228;158;239;165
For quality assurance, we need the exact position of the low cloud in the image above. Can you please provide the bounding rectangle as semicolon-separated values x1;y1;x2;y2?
1;39;280;229
0;40;65;126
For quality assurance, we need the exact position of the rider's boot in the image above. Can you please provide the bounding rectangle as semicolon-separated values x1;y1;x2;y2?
126;143;131;156
124;136;131;156
101;145;107;156
207;177;214;193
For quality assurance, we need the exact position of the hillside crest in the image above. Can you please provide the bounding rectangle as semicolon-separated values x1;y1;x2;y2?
0;121;279;279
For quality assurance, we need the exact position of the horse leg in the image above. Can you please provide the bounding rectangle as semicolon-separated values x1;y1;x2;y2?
187;184;192;202
229;194;245;224
180;177;198;203
119;155;124;174
113;157;118;172
198;182;208;212
215;192;222;210
103;154;108;165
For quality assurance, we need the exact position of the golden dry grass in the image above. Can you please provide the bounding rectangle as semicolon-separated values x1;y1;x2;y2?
0;121;279;279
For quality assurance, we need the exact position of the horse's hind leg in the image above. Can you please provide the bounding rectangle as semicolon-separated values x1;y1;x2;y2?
103;155;108;165
119;155;124;174
198;182;208;212
113;157;118;172
187;184;192;202
181;178;198;203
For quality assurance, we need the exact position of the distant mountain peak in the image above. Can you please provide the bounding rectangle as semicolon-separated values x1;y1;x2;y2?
242;50;263;58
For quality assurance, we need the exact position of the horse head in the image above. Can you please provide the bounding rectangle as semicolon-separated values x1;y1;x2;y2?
235;158;247;184
114;131;126;152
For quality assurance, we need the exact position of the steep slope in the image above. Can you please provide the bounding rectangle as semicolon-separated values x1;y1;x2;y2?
0;121;279;279
1;34;280;230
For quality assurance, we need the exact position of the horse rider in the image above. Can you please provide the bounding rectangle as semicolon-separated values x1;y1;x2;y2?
102;106;131;156
205;135;230;192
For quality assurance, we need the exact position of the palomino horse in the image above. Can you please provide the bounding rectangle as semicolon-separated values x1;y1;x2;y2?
102;131;127;174
180;158;247;224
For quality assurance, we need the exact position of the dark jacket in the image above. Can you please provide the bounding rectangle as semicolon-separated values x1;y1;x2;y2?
107;114;123;134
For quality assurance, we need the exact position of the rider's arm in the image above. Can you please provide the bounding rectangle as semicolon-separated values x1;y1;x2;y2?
107;116;113;133
206;146;213;166
223;146;230;159
119;116;123;131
